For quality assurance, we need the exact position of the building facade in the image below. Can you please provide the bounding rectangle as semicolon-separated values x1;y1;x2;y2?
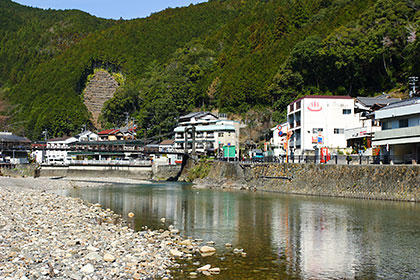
174;112;240;158
0;132;31;164
287;96;362;155
271;122;289;157
345;95;400;154
373;98;420;164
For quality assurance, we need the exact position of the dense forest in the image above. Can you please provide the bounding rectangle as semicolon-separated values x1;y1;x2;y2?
1;0;420;140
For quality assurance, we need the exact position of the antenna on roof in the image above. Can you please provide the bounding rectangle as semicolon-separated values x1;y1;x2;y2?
409;76;418;98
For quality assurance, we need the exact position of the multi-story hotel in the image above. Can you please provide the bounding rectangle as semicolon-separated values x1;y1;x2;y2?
287;96;362;155
174;112;240;158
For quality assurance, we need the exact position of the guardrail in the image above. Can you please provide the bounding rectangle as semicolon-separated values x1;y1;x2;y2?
219;154;418;165
42;159;153;167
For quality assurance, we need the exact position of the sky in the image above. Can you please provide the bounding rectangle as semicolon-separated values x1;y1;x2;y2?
13;0;207;20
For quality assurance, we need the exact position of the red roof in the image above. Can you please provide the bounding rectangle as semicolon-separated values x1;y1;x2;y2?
98;129;120;135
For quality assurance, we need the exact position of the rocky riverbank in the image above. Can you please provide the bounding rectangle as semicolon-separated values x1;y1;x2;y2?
0;177;220;279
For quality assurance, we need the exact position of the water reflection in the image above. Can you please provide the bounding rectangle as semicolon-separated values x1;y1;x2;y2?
56;182;420;279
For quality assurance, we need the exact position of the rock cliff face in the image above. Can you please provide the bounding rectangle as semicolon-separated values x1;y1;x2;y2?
83;70;119;128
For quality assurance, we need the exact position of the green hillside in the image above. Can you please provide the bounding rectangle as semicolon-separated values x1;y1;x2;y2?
1;0;420;139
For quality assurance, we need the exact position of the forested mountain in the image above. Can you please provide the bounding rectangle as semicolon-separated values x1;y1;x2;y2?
1;0;420;139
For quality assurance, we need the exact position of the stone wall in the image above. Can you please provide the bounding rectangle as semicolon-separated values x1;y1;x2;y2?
0;164;38;178
152;164;182;181
191;161;420;202
83;70;119;128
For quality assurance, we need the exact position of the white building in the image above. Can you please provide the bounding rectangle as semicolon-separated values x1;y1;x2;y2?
345;95;400;154
373;98;420;164
270;122;289;157
44;130;99;164
174;112;240;158
287;96;362;155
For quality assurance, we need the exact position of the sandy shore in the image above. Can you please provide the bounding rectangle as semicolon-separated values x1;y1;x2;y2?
0;177;213;279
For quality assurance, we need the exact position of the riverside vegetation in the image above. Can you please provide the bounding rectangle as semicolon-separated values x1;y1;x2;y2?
2;0;420;139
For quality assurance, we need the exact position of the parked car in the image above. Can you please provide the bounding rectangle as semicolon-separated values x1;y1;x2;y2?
252;152;264;162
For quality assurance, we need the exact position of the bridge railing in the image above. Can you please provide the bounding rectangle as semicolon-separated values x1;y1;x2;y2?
69;159;152;166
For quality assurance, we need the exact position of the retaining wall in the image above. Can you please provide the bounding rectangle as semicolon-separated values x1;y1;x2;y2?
191;162;420;202
40;165;153;180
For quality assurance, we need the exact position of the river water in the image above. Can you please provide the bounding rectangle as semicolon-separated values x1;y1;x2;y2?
57;182;420;279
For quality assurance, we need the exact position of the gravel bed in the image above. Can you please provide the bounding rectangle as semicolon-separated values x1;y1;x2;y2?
0;178;199;279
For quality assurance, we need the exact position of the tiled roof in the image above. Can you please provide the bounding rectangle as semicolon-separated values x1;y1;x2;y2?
179;111;217;121
98;129;120;135
356;96;400;107
377;97;420;111
0;132;31;143
160;139;175;145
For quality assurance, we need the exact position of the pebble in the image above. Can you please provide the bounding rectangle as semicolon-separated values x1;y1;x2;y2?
199;246;216;253
103;253;116;262
0;179;207;280
80;264;94;274
170;249;183;258
209;267;221;274
197;264;211;272
180;239;192;246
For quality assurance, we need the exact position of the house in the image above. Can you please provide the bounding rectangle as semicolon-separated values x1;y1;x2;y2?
174;112;240;159
287;96;362;155
98;126;136;141
75;130;99;142
42;130;100;164
345;95;400;153
44;136;77;165
0;132;31;164
372;97;420;164
270;122;289;157
98;129;123;141
157;139;179;165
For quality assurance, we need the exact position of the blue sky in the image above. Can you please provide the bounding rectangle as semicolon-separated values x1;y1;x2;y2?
13;0;207;20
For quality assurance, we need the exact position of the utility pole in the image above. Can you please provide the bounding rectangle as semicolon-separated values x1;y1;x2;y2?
191;126;196;158
125;112;129;127
409;76;418;98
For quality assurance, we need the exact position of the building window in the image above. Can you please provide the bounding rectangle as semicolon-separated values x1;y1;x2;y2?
312;128;323;134
334;128;344;134
343;109;352;115
218;132;224;137
399;119;408;128
382;121;391;130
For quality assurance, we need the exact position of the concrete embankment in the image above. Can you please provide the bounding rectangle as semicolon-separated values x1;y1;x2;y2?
186;161;420;202
29;164;182;181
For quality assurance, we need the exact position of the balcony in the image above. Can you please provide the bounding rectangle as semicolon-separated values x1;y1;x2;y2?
345;126;380;140
373;126;420;145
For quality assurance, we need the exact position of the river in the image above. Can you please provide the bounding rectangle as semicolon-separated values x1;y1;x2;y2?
56;181;420;279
